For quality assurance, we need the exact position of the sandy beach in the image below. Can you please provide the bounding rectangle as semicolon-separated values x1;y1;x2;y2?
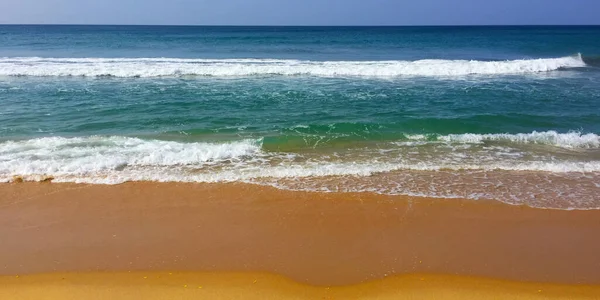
1;182;600;299
2;21;600;300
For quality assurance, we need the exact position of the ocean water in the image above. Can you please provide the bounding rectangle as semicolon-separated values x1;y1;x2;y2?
1;25;599;209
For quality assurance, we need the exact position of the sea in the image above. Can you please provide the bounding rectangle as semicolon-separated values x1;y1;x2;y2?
1;25;599;209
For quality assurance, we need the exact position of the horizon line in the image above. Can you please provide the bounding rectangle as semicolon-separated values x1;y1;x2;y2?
1;23;599;27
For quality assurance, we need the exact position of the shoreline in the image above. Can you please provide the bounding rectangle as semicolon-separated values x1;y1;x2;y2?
2;182;600;287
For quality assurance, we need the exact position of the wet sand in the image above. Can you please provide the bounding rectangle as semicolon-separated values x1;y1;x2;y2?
1;182;600;298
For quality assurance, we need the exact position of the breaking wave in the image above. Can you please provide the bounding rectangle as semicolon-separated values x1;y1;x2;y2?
0;55;586;78
1;131;599;185
404;131;600;149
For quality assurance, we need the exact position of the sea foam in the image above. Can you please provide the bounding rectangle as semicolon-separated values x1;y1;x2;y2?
0;55;586;78
1;132;599;185
0;136;262;178
405;131;600;149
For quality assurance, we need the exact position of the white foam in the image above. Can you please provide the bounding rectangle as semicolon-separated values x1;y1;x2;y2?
403;131;600;149
5;159;600;185
1;134;600;185
0;136;262;178
0;55;586;78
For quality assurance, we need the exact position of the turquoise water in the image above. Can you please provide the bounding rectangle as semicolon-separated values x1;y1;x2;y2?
1;26;599;209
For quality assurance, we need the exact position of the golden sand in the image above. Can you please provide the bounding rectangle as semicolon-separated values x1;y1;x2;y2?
2;272;600;300
1;182;600;298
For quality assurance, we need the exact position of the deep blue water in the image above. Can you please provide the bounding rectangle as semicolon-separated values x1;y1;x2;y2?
1;25;600;60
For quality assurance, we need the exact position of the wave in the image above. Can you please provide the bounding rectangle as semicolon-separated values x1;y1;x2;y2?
582;55;600;67
0;136;263;176
1;132;599;185
267;129;600;150
403;131;600;149
2;155;600;185
0;55;586;78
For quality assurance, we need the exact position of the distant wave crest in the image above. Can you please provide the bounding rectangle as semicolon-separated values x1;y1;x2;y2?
0;55;586;78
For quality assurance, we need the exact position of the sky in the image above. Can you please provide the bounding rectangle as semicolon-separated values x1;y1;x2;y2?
0;0;598;26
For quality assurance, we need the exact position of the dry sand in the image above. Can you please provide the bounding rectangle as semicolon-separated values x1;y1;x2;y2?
3;272;600;300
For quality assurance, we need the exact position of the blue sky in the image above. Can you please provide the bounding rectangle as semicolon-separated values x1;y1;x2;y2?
0;0;598;25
